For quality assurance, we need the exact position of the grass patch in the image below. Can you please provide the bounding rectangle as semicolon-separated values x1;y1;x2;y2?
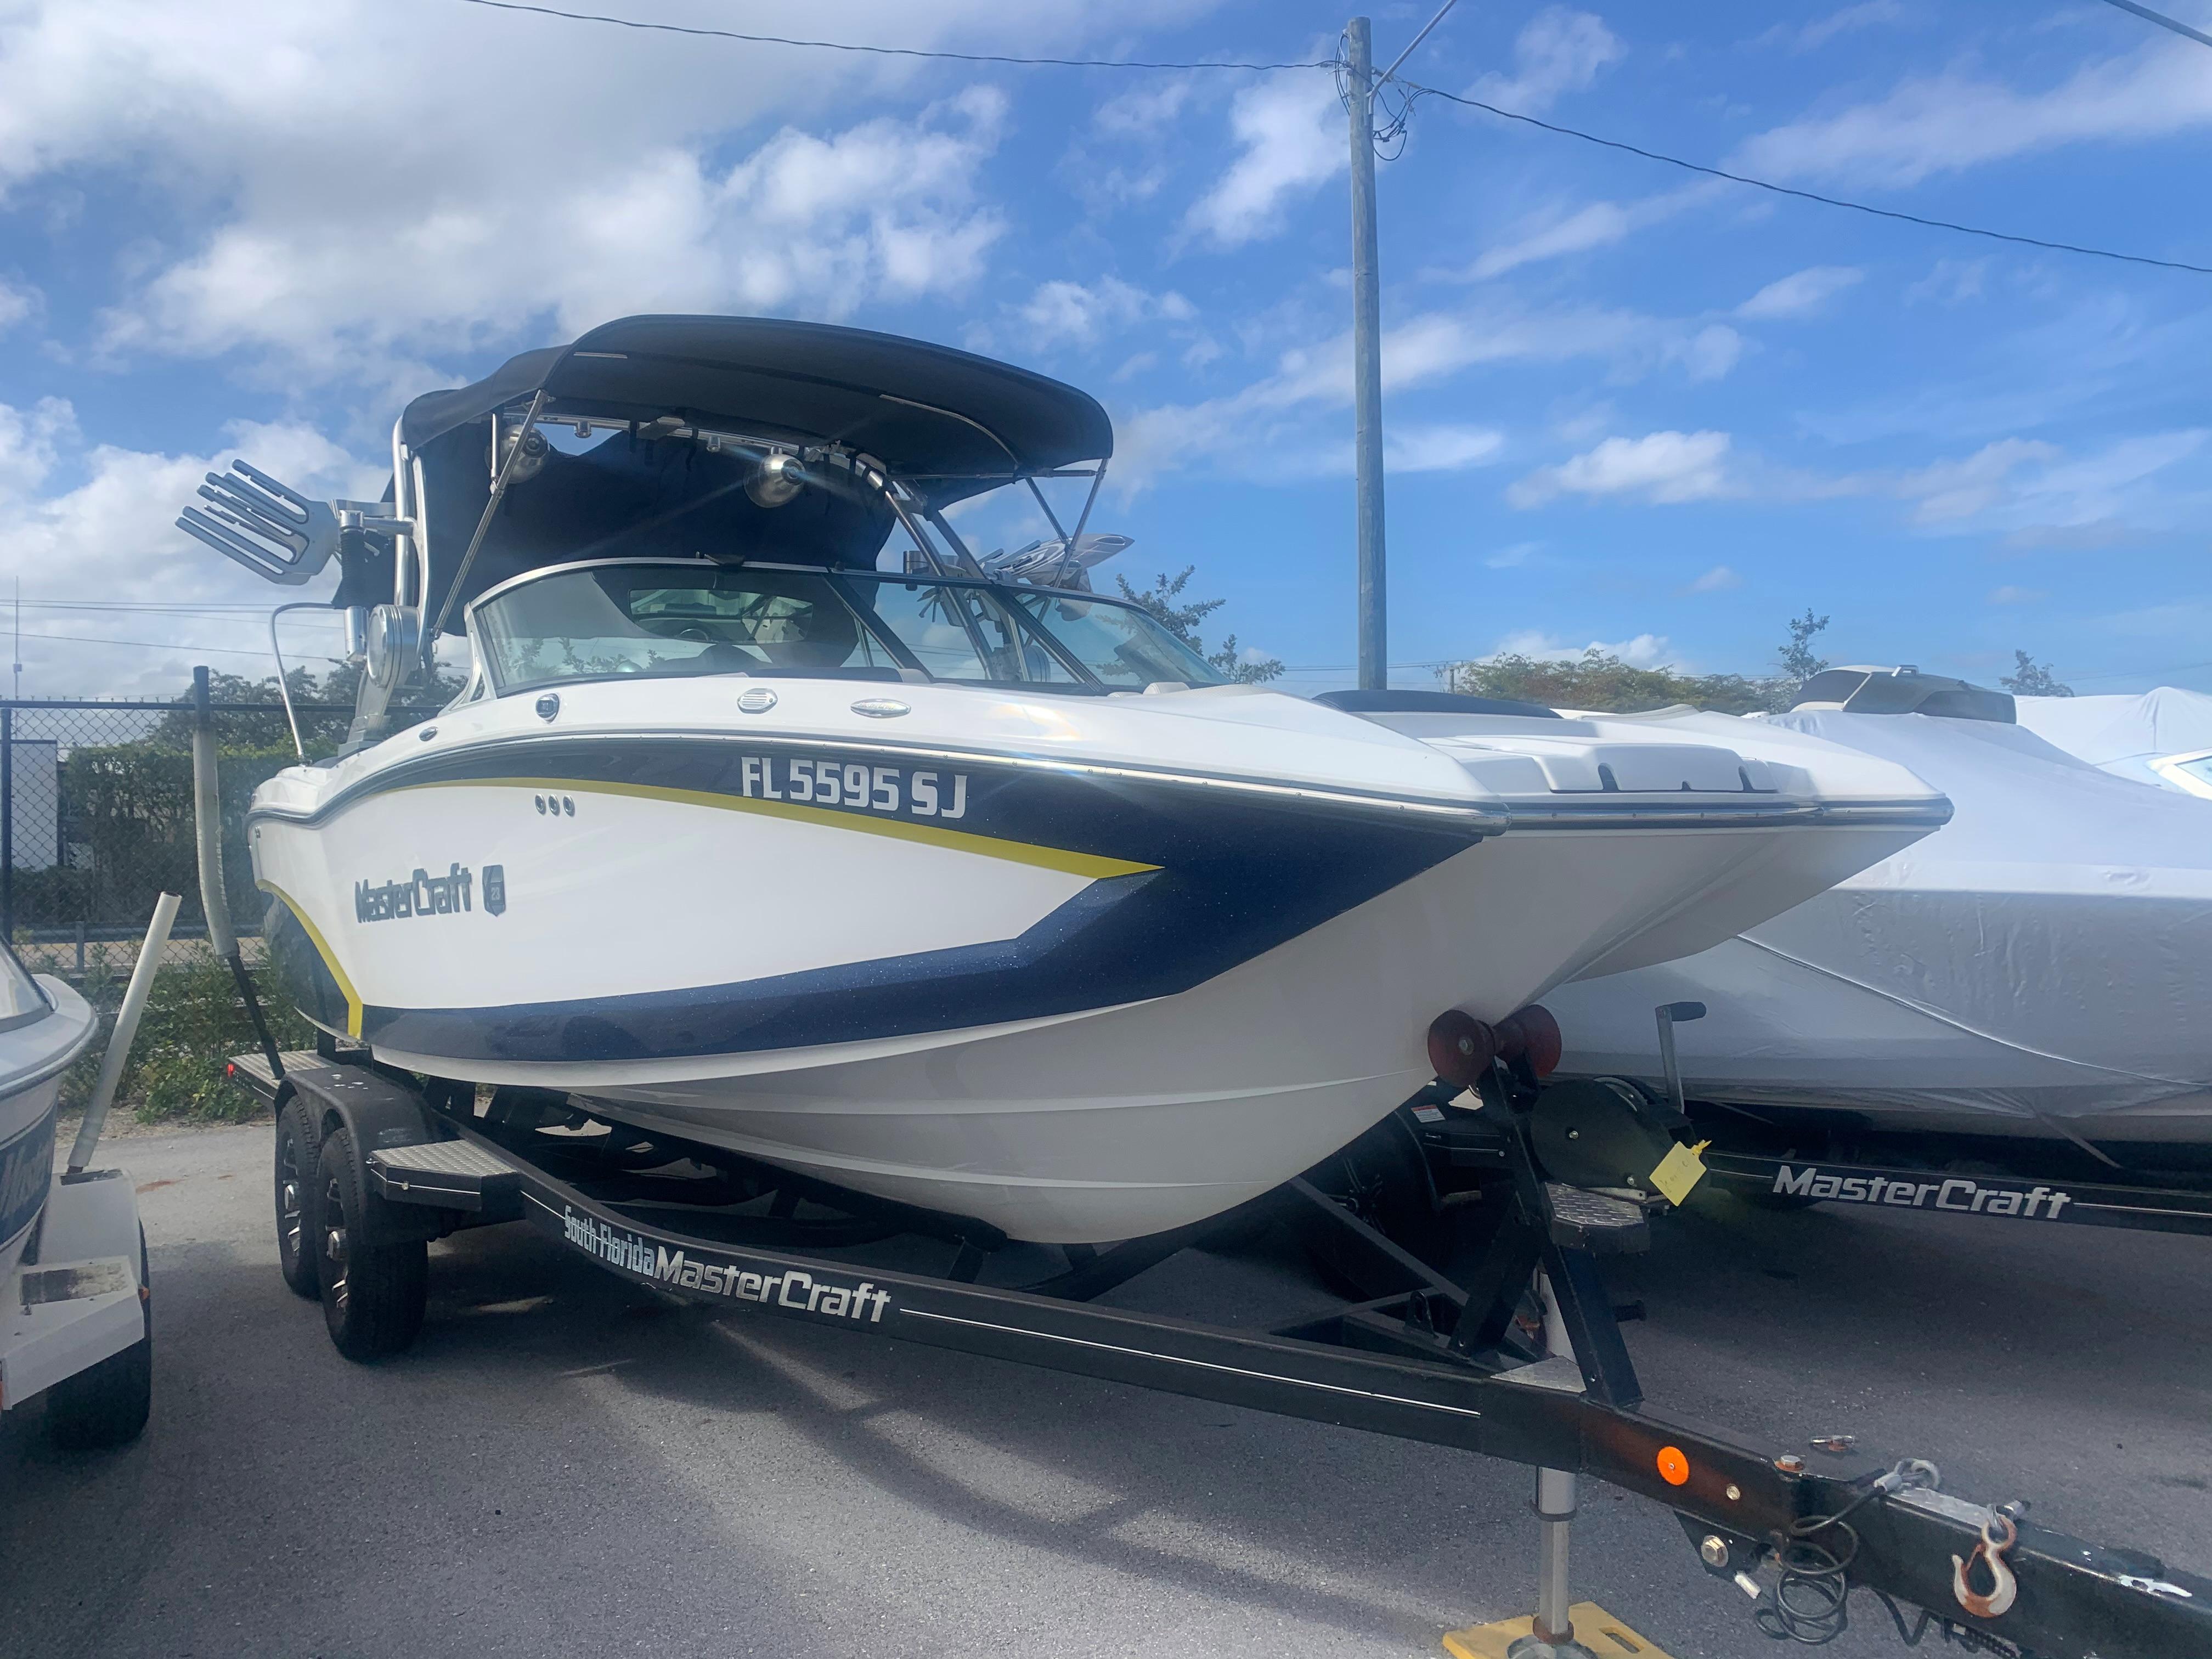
59;956;318;1125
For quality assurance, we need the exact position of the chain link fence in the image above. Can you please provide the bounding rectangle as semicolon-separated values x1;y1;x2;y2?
0;697;438;1118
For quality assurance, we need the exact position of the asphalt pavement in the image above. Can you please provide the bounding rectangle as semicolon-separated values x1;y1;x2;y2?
3;1121;2207;1659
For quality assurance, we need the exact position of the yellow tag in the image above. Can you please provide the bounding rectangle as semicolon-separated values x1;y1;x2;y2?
1649;1139;1711;1207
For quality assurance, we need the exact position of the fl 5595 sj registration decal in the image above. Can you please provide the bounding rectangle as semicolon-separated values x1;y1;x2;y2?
561;1208;891;1323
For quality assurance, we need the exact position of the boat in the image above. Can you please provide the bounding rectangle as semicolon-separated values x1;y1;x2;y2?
2013;685;2212;800
1543;669;2212;1162
181;315;1949;1242
0;947;99;1294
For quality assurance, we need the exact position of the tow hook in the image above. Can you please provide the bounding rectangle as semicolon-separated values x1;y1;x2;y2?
1952;1509;2019;1619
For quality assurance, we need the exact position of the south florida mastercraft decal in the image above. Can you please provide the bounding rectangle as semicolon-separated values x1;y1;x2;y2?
562;1207;893;1323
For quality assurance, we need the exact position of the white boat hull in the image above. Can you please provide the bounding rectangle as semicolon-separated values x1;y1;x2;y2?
0;979;99;1284
262;774;1919;1239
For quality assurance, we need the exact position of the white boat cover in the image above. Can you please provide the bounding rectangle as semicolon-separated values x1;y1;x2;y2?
2013;688;2212;793
1547;708;2212;1146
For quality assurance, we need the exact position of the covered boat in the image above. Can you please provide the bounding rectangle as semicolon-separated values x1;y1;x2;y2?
1544;678;2212;1160
2015;687;2212;800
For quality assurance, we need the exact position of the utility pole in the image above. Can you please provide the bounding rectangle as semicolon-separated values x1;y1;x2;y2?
1346;16;1387;691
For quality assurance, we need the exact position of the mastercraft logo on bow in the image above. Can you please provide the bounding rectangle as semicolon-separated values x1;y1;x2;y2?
355;862;478;922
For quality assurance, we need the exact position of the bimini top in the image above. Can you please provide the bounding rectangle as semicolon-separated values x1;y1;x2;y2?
351;315;1122;630
399;314;1113;498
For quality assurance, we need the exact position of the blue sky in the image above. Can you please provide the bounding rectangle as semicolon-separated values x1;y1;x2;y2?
0;0;2207;697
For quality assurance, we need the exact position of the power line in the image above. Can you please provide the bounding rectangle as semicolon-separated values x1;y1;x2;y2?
454;0;1331;70
1396;79;2212;278
16;601;321;618
18;631;331;661
2096;0;2212;50
459;0;2211;278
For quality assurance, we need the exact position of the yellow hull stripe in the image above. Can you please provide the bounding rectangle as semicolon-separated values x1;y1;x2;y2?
394;777;1160;881
257;879;364;1039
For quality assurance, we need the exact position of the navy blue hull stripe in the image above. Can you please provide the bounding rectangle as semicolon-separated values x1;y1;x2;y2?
0;1096;57;1250
264;737;1485;1065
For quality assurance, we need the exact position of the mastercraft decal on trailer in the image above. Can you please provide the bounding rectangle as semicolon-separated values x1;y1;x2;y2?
1773;1163;2075;1219
560;1207;891;1321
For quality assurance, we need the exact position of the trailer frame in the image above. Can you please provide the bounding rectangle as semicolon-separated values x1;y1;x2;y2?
229;1047;2211;1659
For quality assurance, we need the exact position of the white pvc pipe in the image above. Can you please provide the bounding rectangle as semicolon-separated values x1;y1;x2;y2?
67;891;181;1172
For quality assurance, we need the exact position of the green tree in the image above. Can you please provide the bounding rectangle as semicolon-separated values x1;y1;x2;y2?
1776;608;1831;684
1114;567;1285;684
1441;648;1771;715
2000;650;2074;697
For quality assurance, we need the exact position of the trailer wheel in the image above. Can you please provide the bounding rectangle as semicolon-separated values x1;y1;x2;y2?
314;1127;426;1361
274;1098;323;1300
47;1228;153;1449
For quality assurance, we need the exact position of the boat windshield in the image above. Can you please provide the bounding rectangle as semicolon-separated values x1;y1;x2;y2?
0;941;51;1032
470;561;1226;696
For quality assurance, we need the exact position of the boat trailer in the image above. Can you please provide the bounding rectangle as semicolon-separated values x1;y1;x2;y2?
229;1045;2210;1659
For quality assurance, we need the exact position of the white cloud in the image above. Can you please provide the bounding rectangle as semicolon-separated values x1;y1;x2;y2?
1675;323;1742;381
1093;79;1199;138
1989;585;2047;606
1509;431;1734;507
1180;74;1342;250
0;1;1228;381
105;88;1011;375
0;278;40;335
1735;266;1863;320
1458;183;1721;283
0;400;381;695
1491;630;1677;669
1732;38;2212;188
0;397;74;498
1385;424;1504;472
1013;277;1194;349
1487;541;1541;568
1468;8;1624;115
1688;564;1742;592
1804;428;2211;534
1120;303;1740;487
1893;437;2063;524
1903;258;1990;307
1760;1;1906;53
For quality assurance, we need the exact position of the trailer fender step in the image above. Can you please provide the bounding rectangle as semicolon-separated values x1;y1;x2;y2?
368;1139;522;1218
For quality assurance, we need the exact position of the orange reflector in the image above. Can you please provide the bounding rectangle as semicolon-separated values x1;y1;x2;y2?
1657;1446;1690;1487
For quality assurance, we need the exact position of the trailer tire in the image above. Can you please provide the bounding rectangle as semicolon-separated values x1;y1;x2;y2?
314;1127;426;1361
46;1228;153;1449
274;1098;323;1300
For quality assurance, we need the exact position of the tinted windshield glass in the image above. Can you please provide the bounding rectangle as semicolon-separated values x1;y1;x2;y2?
472;562;1226;694
1003;588;1221;689
474;565;905;692
848;578;1083;686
